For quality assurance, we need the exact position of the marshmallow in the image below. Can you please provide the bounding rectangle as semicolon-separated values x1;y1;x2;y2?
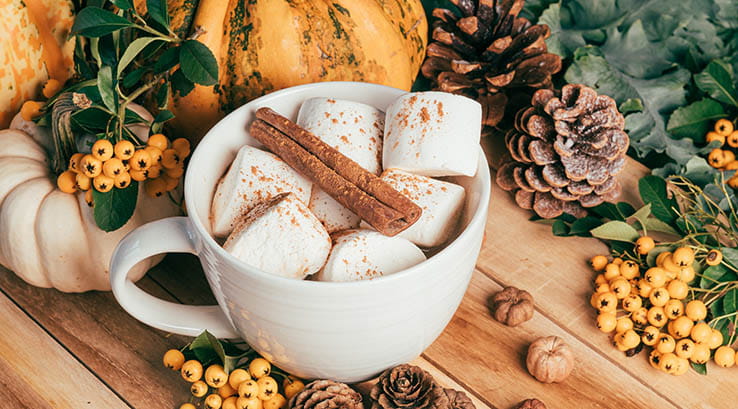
375;169;465;248
223;193;331;279
297;97;384;232
383;91;481;177
211;145;312;237
317;229;426;282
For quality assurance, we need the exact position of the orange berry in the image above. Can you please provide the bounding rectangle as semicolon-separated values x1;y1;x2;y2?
162;149;182;169
68;153;85;173
707;131;726;146
706;249;723;266
635;236;655;255
173;138;191;157
93;175;114;192
148;133;169;151
80;154;102;178
590;255;608;271
115;172;132;189
56;170;77;193
728;131;738;148
709;148;729;168
75;173;91;191
103;158;126;178
145;146;163;165
166;165;185;179
162;174;179;191
20;100;43;121
42;79;63;99
91;139;114;161
146;165;162;179
130;149;152;171
130;169;148;182
114;140;136;160
715;119;734;136
84;189;94;207
145;178;168;197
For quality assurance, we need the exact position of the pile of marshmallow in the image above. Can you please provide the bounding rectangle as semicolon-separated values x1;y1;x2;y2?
210;92;481;282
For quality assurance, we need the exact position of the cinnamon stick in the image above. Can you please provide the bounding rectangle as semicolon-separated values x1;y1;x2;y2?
255;107;422;220
249;111;421;236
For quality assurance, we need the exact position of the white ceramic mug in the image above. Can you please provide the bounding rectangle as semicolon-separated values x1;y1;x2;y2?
110;82;491;383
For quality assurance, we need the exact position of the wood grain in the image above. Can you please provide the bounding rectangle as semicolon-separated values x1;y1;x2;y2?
477;162;738;409
422;271;679;409
0;269;192;409
0;288;129;409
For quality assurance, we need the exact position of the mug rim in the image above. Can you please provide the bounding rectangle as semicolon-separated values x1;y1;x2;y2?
184;81;491;288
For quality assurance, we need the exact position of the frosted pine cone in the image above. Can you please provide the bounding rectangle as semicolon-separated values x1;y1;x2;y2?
496;84;629;218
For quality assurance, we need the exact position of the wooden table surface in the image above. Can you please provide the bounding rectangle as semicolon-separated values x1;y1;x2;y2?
0;154;734;409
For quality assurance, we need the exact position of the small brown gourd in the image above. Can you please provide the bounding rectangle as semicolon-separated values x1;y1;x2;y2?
526;336;574;384
491;286;534;326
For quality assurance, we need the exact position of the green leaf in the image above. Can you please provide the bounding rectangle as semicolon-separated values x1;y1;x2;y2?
569;217;604;236
190;331;219;364
722;288;738;316
638;176;677;224
92;181;138;232
691;362;707;375
552;220;570;236
72;107;112;131
122;67;147;89
700;265;728;289
630;204;652;228
147;0;170;29
110;0;133;10
171;69;195;97
97;65;116;112
641;218;680;236
666;99;726;140
591;202;633;221
156;81;170;108
694;59;738;107
590;221;640;242
179;40;218;86
71;7;134;38
117;37;162;77
154;47;180;74
619;98;644;115
151;110;174;134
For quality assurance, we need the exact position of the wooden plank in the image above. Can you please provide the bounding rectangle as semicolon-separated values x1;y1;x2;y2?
476;163;738;409
422;271;679;409
0;287;130;409
0;267;192;409
150;257;494;408
352;357;490;409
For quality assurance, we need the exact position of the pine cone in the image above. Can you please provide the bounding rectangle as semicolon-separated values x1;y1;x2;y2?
421;0;562;135
443;389;475;409
289;380;363;409
496;84;629;218
370;364;449;409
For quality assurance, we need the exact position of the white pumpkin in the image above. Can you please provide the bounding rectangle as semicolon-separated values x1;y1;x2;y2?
0;110;180;292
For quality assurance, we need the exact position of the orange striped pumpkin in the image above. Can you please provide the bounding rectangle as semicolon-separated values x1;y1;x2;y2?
0;0;75;128
138;0;428;142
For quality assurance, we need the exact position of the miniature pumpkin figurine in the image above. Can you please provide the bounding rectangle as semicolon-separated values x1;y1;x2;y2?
491;286;535;327
526;336;575;383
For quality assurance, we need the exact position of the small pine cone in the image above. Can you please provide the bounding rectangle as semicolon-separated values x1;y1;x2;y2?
370;364;449;409
443;389;475;409
289;380;363;409
496;84;629;218
421;0;562;135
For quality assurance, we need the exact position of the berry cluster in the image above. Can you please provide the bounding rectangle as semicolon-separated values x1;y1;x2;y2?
162;349;304;409
706;119;738;187
589;238;737;375
56;134;191;203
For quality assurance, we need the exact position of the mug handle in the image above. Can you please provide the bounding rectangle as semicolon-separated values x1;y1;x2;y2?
110;216;239;338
